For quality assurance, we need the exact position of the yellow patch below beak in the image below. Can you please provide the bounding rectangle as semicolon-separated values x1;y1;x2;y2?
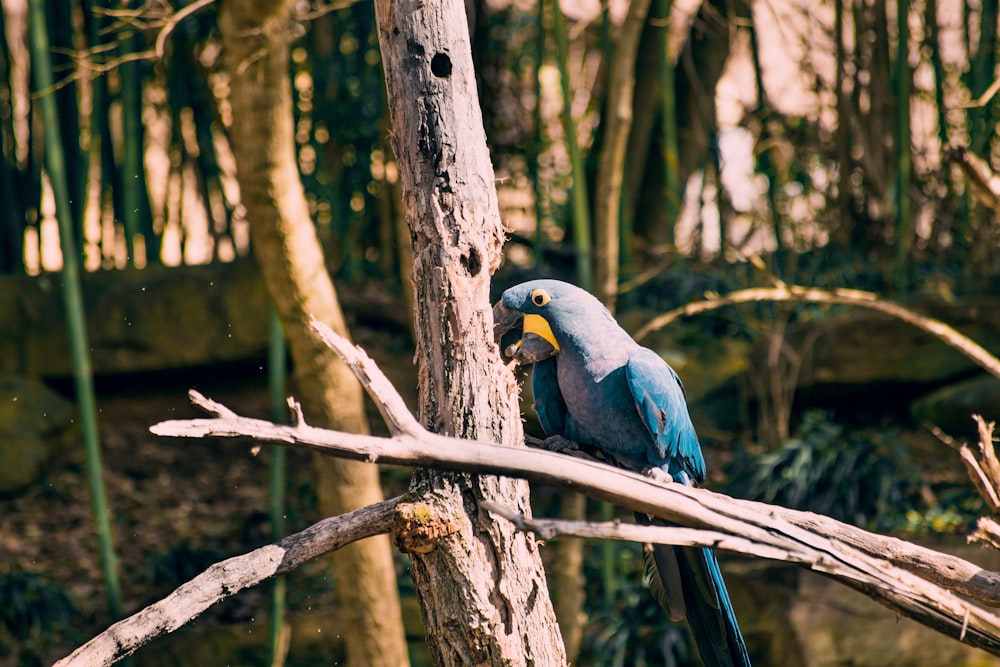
521;313;560;351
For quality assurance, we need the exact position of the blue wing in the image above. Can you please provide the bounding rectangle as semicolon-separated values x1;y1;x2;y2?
531;357;566;436
625;347;706;484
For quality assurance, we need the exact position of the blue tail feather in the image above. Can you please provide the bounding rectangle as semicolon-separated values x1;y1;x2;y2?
674;545;750;667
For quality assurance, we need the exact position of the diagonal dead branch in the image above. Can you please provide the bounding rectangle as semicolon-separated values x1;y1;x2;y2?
309;316;422;436
973;517;1000;552
975;416;1000;497
949;144;1000;213
188;389;239;419
53;497;400;667
149;387;1000;652
929;422;1000;513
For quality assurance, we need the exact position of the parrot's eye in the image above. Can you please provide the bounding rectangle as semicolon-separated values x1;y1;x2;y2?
530;289;551;306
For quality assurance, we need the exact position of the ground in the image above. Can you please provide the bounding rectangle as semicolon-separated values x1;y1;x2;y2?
0;364;418;666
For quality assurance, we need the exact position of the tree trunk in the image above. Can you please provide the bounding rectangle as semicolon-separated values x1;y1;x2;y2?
551;493;587;663
217;2;410;665
373;0;567;664
593;0;652;311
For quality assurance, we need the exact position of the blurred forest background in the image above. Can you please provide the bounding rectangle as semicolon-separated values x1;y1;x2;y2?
3;0;1000;664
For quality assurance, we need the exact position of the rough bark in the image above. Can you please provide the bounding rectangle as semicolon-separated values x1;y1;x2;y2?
373;0;567;664
217;2;409;665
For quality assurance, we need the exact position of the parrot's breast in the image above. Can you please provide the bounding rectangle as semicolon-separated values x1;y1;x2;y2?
555;347;651;471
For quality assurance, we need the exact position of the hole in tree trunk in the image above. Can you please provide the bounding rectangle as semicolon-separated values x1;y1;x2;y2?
431;53;452;78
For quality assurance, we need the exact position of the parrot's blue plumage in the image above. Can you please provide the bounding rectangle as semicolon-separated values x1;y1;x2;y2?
494;279;750;667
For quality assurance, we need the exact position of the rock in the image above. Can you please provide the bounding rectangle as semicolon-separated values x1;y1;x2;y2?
910;374;1000;437
0;259;411;379
786;300;1000;391
0;259;271;378
675;299;1000;435
0;375;75;495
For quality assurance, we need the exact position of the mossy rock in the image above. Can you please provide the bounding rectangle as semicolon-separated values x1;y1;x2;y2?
0;375;74;495
910;374;1000;437
787;300;1000;389
0;260;270;378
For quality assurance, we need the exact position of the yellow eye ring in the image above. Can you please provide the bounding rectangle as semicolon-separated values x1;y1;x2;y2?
531;288;551;307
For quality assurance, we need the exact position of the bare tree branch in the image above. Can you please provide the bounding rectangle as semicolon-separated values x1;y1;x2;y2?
150;326;1000;653
151;389;1000;652
52;498;400;667
930;416;1000;515
153;0;215;58
948;144;1000;214
632;283;1000;380
480;500;796;562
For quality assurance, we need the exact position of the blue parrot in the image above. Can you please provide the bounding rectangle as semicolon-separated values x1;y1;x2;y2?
493;279;750;667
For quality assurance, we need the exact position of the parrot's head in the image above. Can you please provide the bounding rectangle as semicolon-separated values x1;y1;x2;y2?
493;279;615;365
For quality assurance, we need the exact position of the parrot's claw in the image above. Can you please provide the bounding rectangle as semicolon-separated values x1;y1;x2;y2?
642;467;674;485
526;434;579;454
526;435;606;462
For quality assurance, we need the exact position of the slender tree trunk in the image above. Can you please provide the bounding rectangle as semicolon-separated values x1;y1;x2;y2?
593;0;651;311
833;0;853;248
374;0;567;664
217;2;410;665
552;0;593;290
552;492;587;662
892;0;912;288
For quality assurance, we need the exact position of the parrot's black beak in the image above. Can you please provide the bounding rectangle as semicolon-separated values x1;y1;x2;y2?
492;301;559;365
492;300;523;343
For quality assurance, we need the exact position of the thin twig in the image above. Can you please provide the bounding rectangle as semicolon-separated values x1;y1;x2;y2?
154;0;216;58
480;500;797;561
929;417;1000;515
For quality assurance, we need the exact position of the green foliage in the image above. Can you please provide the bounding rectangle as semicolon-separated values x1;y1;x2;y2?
577;541;696;667
145;539;225;590
298;3;393;283
901;489;986;536
0;569;79;667
727;411;922;532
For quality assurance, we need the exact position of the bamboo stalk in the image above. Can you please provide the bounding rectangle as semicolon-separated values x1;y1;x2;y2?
46;0;86;246
747;7;779;251
892;0;912;288
531;0;546;268
84;0;123;269
833;0;852;249
27;0;123;621
119;1;154;265
592;0;650;311
657;0;680;245
969;0;998;154
267;307;289;667
0;5;24;273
